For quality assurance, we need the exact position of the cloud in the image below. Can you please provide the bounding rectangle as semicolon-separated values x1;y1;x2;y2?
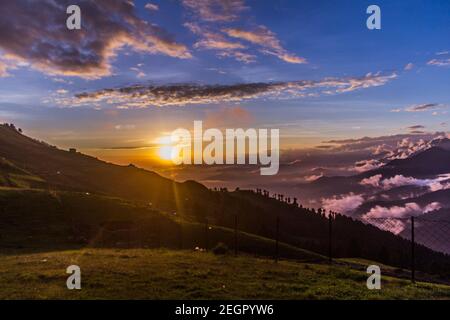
362;202;442;234
184;22;254;63
322;193;364;214
56;89;69;95
407;125;425;130
391;102;449;115
348;134;447;172
0;60;9;77
216;51;257;63
305;174;323;182
372;143;392;155
182;0;247;22
204;106;253;127
130;66;147;78
360;174;450;192
114;124;136;130
183;3;304;64
223;26;306;64
391;103;448;113
405;103;439;112
0;0;191;79
61;72;397;108
381;175;426;189
145;3;159;11
404;63;414;71
354;159;383;172
195;34;246;50
360;174;382;187
427;58;450;67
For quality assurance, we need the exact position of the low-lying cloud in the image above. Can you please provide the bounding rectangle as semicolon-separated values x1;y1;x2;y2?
322;193;364;214
362;202;442;234
360;174;450;192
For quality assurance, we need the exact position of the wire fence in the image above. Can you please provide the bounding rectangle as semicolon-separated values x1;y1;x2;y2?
76;205;450;284
361;216;450;282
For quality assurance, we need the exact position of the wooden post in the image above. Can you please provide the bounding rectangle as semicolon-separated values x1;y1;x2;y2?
328;213;332;264
205;218;209;251
411;216;415;283
275;216;280;263
234;215;238;256
179;224;183;250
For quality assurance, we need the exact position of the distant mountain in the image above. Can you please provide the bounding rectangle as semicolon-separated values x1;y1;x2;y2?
294;143;450;255
369;147;450;177
431;137;450;151
299;146;450;202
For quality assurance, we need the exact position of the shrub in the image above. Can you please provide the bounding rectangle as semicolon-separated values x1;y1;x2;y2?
212;242;229;255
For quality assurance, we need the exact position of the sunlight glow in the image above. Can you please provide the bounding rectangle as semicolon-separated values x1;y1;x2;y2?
157;135;175;161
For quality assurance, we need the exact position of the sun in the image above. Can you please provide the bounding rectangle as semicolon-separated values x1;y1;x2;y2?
156;136;174;162
158;145;174;161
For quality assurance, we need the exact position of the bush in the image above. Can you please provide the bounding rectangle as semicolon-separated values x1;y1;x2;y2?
212;242;229;255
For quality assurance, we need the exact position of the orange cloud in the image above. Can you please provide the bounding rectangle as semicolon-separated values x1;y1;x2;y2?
223;26;306;64
185;22;254;63
205;106;254;127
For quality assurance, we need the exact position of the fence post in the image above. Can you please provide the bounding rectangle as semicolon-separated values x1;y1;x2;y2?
328;213;332;264
411;216;415;283
205;218;209;251
179;224;183;250
234;215;238;256
275;216;280;263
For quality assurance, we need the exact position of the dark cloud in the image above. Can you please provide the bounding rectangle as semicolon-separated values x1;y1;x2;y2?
405;103;439;112
59;72;397;108
182;0;248;22
0;0;191;79
408;125;425;130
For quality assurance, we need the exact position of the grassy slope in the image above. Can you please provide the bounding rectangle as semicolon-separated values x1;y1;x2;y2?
0;249;449;300
0;157;46;189
0;188;324;262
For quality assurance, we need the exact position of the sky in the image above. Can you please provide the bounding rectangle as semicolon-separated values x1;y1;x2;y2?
0;0;449;170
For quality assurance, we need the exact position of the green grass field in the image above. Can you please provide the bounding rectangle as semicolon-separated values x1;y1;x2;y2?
1;248;449;300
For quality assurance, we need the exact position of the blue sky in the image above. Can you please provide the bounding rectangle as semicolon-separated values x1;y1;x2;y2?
0;0;449;162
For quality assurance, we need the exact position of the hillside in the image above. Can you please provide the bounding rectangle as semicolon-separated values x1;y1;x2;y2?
1;124;450;279
1;248;449;300
0;188;323;262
